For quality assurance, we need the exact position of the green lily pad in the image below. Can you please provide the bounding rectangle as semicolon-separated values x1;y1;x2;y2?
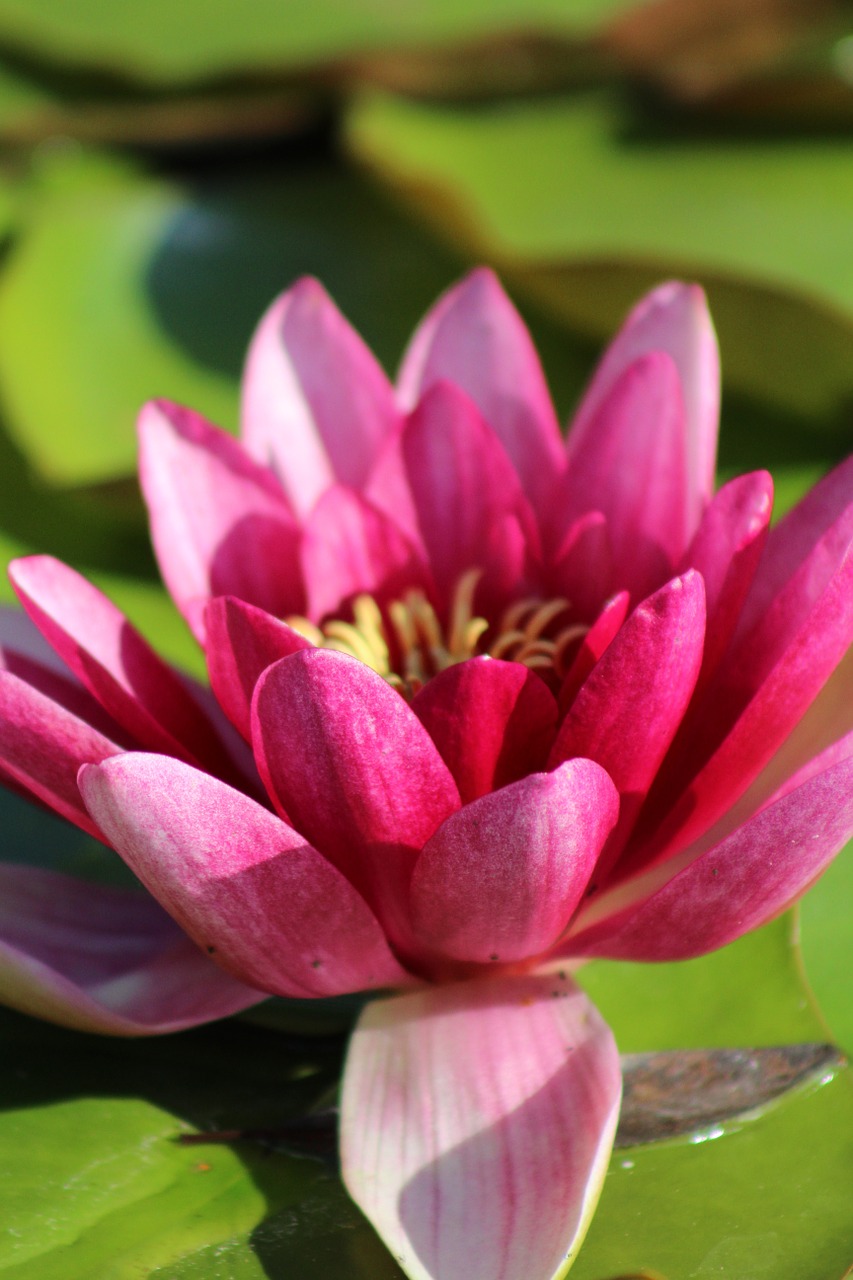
798;838;853;1056
0;146;608;489
0;0;635;85
346;87;853;444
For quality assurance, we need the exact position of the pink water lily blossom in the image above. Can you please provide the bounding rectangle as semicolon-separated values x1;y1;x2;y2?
1;270;851;1280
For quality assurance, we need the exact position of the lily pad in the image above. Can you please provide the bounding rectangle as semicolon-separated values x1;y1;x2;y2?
346;86;853;446
0;0;635;85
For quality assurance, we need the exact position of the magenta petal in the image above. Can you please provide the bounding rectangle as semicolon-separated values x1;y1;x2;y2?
341;974;621;1280
205;596;312;740
9;555;237;779
397;268;564;511
0;669;121;834
569;281;719;532
0;864;262;1034
649;546;853;860
548;512;613;622
138;400;304;639
402;381;539;605
301;485;428;622
550;573;705;863
559;353;691;598
682;470;773;685
252;649;460;942
241;277;400;517
79;754;412;998
571;753;853;961
558;591;630;718
410;760;618;965
412;658;557;804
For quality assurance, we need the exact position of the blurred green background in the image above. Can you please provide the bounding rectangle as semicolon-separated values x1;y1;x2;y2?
0;2;851;1277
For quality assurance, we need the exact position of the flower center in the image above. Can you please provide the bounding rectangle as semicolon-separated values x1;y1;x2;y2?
286;569;587;695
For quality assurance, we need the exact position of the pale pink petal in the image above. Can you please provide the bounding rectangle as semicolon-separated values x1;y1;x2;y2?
558;591;630;717
0;864;262;1035
138;400;303;640
401;381;539;608
300;485;428;623
681;470;773;685
0;669;122;834
9;555;238;781
568;281;719;532
569;753;853;961
550;573;705;869
409;760;618;966
79;754;412;998
559;353;691;599
412;658;557;804
252;650;460;949
341;973;621;1280
205;596;311;740
397;268;564;511
241;277;400;517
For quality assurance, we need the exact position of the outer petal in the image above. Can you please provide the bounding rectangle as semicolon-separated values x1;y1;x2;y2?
138;400;303;640
397;268;564;511
409;760;618;966
0;670;121;834
550;573;705;868
568;281;719;532
79;754;411;998
568;753;853;960
411;657;557;804
0;864;262;1035
241;277;400;517
300;484;428;623
9;555;238;781
559;352;690;598
340;974;621;1280
205;596;311;740
252;649;460;947
401;381;539;608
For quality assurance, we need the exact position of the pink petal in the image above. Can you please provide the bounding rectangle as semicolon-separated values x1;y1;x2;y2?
9;555;238;780
397;268;564;511
252;650;460;949
412;658;557;804
241;277;400;517
205;596;312;740
558;591;630;718
138;400;303;640
300;484;428;623
569;281;719;533
548;511;613;623
0;669;122;834
401;381;539;608
409;760;618;966
559;352;691;599
549;573;705;868
569;752;853;961
0;864;262;1035
681;470;773;685
340;973;621;1280
643;545;853;864
79;754;412;998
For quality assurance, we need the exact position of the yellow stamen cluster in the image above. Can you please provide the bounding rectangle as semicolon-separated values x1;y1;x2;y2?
287;569;587;696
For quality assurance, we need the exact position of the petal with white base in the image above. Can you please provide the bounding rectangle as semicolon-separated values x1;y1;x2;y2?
341;973;621;1280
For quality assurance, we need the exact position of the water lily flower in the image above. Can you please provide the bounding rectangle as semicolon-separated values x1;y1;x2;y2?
1;270;851;1280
